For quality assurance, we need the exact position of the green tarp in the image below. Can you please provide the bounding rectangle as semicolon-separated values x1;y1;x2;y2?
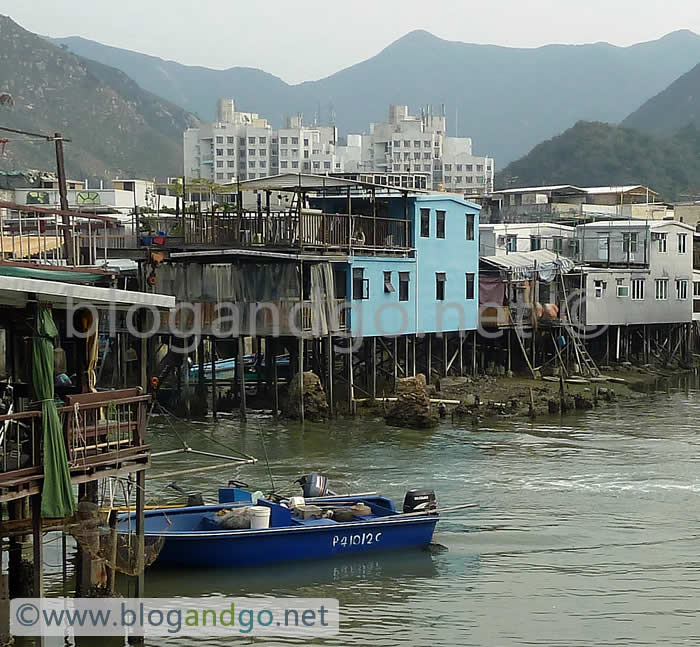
32;306;75;518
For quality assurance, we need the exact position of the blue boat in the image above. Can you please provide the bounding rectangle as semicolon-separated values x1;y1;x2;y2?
117;483;440;569
188;353;291;383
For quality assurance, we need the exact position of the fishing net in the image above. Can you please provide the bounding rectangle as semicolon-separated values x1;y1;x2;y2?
66;501;164;576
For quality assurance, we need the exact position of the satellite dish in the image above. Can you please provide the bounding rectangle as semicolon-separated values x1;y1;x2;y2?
0;93;14;108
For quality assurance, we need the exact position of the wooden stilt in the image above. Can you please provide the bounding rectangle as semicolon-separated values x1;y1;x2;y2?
507;328;512;373
372;337;377;399
326;334;334;416
412;334;417;376
298;336;305;424
459;331;464;376
348;339;355;415
393;337;398;386
31;494;42;598
472;330;477;376
272;337;279;416
442;333;448;377
211;337;218;419
427;334;432;383
238;336;247;420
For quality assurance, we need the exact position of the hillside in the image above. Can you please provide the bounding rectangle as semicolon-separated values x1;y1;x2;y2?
52;29;700;165
622;62;700;136
496;121;700;200
0;16;196;179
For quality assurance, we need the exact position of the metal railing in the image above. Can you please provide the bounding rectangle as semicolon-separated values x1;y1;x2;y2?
181;210;413;253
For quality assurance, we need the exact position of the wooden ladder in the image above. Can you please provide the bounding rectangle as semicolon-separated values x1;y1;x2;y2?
558;274;600;378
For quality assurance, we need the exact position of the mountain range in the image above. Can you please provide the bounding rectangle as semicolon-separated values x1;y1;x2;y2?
0;15;195;180
52;28;700;165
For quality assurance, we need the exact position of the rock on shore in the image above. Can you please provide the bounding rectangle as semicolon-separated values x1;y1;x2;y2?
385;374;439;429
283;371;329;422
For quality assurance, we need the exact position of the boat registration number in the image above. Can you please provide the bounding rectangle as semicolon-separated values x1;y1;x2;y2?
332;532;382;548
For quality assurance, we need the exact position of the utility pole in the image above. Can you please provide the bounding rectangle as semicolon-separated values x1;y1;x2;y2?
54;132;74;264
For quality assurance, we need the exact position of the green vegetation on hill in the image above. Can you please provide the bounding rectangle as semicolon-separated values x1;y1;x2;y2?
497;121;700;201
0;16;197;180
622;62;700;136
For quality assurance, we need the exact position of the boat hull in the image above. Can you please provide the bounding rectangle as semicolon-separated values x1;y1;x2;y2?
148;517;437;568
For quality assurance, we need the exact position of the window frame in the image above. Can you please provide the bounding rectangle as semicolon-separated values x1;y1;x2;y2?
465;213;475;241
399;272;410;302
465;272;475;300
352;268;369;300
436;211;446;239
631;278;645;301
435;272;446;301
655;278;669;300
420;208;430;238
383;271;395;294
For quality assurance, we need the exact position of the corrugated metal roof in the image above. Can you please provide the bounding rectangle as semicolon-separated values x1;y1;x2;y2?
492;185;585;194
225;173;424;193
480;250;575;279
583;185;657;195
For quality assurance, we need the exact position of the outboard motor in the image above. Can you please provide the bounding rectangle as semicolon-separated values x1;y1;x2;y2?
403;488;436;513
297;473;329;498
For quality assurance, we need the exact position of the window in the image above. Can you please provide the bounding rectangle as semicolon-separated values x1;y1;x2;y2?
249;149;255;156
394;140;401;147
530;235;542;251
655;278;668;300
695;281;700;298
465;273;475;300
227;173;235;179
552;236;563;253
424;140;431;147
259;160;266;168
227;137;234;144
594;280;606;298
436;211;445;238
444;176;452;183
466;164;473;171
476;164;483;172
291;137;299;145
216;148;223;156
303;138;309;147
324;161;331;169
435;273;446;301
466;176;473;183
413;140;421;147
291;161;299;168
456;164;463;171
631;278;645;300
227;160;234;168
313;161;320;169
399;272;410;302
657;233;668;253
455;176;463;184
280;137;288;144
466;213;475;240
420;208;430;237
616;279;629;298
444;164;452;171
678;233;687;254
227;148;235;156
384;271;395;293
249;173;256;179
623;232;638;254
248;161;255;168
248;137;256;144
281;161;288;169
259;149;266;156
506;234;517;252
353;268;369;300
216;160;223;168
216;136;223;144
304;150;309;159
414;152;420;160
423;164;431;171
259;137;266;144
404;140;410;147
676;279;688;300
423;152;431;160
281;149;288;157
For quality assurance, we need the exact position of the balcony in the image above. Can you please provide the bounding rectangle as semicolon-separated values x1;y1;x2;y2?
0;388;150;503
180;210;413;256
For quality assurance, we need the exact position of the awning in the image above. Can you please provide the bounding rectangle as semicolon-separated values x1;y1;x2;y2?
480;250;575;281
0;276;175;310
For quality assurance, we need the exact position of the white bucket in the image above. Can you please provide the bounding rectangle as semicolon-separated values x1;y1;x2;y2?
248;505;271;530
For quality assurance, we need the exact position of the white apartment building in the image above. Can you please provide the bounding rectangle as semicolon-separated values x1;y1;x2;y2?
342;105;494;195
184;100;344;183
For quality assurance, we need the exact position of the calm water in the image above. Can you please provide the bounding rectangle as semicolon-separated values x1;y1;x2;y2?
48;374;700;645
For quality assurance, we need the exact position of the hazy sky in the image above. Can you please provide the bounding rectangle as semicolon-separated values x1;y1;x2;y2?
3;0;700;83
